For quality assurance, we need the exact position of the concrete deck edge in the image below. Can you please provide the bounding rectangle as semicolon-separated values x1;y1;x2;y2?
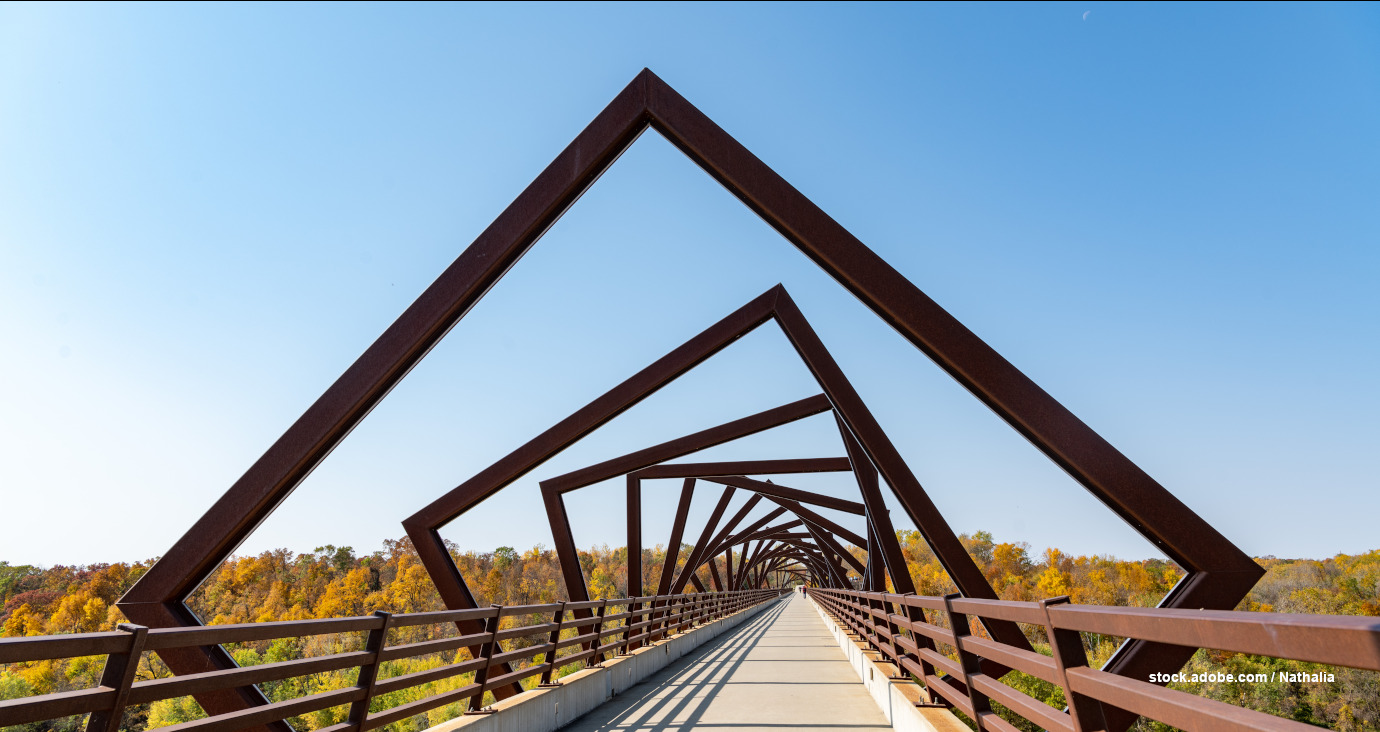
419;595;788;732
805;594;971;732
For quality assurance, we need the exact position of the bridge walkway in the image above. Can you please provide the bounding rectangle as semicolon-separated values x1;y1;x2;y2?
562;593;890;731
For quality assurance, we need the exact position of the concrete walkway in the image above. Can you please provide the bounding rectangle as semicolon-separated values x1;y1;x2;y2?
562;593;891;731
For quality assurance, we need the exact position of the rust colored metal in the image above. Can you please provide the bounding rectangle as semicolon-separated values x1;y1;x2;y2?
623;456;855;596
510;288;1028;649
117;68;1259;729
809;588;1380;732
515;288;1009;609
669;487;738;593
629;458;867;593
656;480;698;595
2;591;787;732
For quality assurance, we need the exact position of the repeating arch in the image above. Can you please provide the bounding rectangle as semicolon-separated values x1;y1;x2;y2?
118;69;1260;731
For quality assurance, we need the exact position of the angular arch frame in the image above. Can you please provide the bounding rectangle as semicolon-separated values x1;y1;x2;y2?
118;69;1260;731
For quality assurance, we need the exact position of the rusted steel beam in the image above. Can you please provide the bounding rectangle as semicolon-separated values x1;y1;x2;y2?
731;541;755;590
121;69;1256;729
113;595;289;732
649;69;1256;579
656;480;697;595
542;393;833;497
768;292;1030;622
835;415;914;594
539;393;831;606
737;522;807;544
745;541;778;585
865;525;884;592
713;507;788;557
441;285;1008;626
744;537;821;565
714;487;864;549
799;522;867;577
630;458;852;480
747;544;792;589
741;541;778;590
627;474;643;598
705;494;762;559
632;455;859;593
644;456;867;592
699;474;864;515
754;547;808;578
669;487;737;593
627;456;858;595
773;498;866;550
796;526;848;587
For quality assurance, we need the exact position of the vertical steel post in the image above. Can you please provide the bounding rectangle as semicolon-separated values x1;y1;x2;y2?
84;623;147;732
346;611;392;732
539;602;568;686
466;606;503;714
1042;597;1109;732
587;600;608;667
943;594;992;728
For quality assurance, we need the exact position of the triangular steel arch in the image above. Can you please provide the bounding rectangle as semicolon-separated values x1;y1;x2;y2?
406;285;1038;677
118;68;1261;731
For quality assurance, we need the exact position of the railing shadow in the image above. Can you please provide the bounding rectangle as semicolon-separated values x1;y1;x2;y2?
569;595;890;731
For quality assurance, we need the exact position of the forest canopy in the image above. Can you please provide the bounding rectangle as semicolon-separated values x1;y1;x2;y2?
2;533;1377;732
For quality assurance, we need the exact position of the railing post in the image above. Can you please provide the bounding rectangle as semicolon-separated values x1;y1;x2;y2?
879;593;908;680
346;611;392;732
466;605;503;714
84;623;147;732
623;596;639;651
943;593;992;730
900;593;942;704
587;600;608;667
646;595;661;642
539;602;568;687
656;594;671;640
662;595;675;638
1041;597;1109;732
864;592;887;651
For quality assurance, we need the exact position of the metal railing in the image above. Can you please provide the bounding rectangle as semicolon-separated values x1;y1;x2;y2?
807;587;1380;732
0;589;787;732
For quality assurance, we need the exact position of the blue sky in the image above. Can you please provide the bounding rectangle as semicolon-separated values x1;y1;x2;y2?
2;2;1377;567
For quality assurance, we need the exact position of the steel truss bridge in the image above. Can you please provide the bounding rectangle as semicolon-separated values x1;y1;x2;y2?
3;70;1375;732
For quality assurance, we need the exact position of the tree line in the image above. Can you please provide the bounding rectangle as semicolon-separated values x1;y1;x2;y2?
2;533;1377;732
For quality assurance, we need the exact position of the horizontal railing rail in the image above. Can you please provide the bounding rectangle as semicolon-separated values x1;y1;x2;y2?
806;587;1380;732
0;588;787;732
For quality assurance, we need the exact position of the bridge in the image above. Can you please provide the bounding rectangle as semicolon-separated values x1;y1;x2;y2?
5;578;1380;732
4;69;1378;732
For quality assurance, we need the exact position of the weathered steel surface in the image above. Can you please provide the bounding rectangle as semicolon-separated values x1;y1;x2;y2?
116;69;1259;730
811;588;1380;732
1;592;785;732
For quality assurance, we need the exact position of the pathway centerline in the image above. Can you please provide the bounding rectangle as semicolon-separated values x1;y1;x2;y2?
563;594;890;731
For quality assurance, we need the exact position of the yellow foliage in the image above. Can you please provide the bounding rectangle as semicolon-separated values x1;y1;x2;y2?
1035;566;1071;598
2;604;43;637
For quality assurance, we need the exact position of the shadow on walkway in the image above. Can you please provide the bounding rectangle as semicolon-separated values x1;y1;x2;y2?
562;594;890;731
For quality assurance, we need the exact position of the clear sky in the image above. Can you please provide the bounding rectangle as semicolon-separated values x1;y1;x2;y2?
2;2;1377;569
